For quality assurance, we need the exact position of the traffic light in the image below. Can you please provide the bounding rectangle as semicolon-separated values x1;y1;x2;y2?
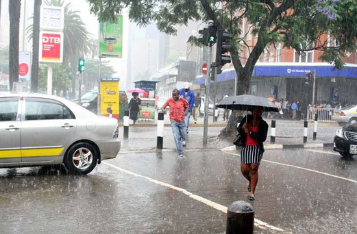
208;26;217;45
216;29;233;74
198;28;209;46
78;58;85;72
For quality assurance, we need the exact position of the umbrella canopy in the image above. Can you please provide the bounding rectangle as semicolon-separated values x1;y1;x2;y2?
216;95;279;112
127;88;146;94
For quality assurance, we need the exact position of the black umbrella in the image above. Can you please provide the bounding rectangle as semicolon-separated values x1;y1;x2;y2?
216;95;279;112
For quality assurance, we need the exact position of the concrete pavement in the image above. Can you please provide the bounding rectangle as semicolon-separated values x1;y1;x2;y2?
118;115;341;152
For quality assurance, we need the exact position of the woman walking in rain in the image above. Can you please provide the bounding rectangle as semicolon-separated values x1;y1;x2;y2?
237;106;268;200
128;92;141;125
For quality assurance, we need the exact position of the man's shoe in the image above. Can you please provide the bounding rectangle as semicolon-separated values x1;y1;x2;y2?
182;141;186;147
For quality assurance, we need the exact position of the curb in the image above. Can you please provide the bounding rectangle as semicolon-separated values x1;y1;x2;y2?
222;142;333;151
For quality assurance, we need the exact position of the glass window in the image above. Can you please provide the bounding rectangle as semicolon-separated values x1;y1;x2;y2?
0;98;18;122
25;98;75;121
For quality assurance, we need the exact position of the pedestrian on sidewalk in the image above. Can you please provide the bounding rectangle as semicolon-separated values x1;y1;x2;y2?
192;92;201;124
179;82;195;134
237;106;268;200
128;92;142;125
162;89;189;157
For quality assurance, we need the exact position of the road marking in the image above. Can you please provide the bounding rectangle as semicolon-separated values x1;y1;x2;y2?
103;162;288;233
222;151;357;184
306;149;339;155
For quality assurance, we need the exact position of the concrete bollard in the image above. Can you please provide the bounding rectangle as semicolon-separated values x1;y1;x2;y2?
303;120;308;143
226;201;254;234
270;120;276;144
157;112;164;150
313;113;318;140
123;110;129;139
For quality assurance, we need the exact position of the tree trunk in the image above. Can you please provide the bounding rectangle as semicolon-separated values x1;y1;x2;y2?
31;0;41;92
9;0;21;90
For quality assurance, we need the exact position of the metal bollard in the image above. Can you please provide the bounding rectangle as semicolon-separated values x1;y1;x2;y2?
123;110;129;139
313;113;318;140
226;201;254;234
270;120;276;144
303;120;308;143
157;112;164;150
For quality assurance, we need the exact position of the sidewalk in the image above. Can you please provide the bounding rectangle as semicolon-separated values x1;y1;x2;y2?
119;116;340;152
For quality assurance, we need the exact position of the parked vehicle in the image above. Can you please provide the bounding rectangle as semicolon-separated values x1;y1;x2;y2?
80;90;128;118
334;123;357;157
0;93;120;174
80;91;98;113
332;105;357;125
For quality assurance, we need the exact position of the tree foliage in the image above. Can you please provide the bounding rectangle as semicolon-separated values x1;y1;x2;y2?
87;0;357;136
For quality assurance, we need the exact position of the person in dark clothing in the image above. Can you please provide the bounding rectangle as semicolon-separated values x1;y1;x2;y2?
237;106;268;201
128;92;141;125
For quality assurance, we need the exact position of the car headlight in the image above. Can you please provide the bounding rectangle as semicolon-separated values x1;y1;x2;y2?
336;129;344;138
82;102;90;108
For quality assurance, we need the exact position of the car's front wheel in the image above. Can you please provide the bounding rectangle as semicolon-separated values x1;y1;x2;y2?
64;143;98;175
339;152;352;158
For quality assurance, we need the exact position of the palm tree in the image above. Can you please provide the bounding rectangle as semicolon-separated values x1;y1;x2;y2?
9;0;21;90
31;0;41;92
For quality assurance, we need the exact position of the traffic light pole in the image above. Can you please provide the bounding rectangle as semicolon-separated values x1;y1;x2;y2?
203;45;212;145
78;72;83;104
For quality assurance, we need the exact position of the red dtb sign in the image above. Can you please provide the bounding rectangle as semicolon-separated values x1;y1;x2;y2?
40;32;63;63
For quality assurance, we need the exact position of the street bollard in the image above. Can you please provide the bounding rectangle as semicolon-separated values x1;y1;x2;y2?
226;201;254;234
123;110;129;139
303;120;308;143
270;120;276;144
157;112;164;150
313;113;318;140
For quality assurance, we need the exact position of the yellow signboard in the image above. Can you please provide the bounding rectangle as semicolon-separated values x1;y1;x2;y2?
100;78;120;119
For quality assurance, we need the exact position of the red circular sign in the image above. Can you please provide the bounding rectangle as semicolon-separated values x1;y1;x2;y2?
202;63;207;75
19;63;29;77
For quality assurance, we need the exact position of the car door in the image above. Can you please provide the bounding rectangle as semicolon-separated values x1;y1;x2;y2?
0;97;21;163
21;98;77;163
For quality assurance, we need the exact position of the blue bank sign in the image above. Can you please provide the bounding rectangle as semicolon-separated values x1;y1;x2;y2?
194;64;357;84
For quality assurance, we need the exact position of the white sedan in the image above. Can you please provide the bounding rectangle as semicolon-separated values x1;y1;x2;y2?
0;93;120;175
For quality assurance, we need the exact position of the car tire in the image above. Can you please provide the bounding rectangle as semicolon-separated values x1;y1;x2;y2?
348;117;357;125
339;152;352;157
64;142;98;175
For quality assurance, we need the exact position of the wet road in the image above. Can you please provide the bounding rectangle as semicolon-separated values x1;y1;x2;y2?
1;147;357;233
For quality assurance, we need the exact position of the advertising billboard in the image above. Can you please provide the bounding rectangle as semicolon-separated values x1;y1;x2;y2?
99;15;123;58
100;78;120;119
39;31;63;63
19;51;32;82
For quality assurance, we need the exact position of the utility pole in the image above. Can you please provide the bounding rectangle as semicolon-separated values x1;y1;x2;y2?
312;69;316;106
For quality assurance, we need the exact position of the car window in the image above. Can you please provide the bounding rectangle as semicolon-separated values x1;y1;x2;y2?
25;98;75;121
81;91;98;101
0;98;18;122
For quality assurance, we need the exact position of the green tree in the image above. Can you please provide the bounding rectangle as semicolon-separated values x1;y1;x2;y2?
87;0;357;136
38;64;72;94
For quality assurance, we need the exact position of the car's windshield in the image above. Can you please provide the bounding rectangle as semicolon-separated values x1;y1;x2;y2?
81;91;97;101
